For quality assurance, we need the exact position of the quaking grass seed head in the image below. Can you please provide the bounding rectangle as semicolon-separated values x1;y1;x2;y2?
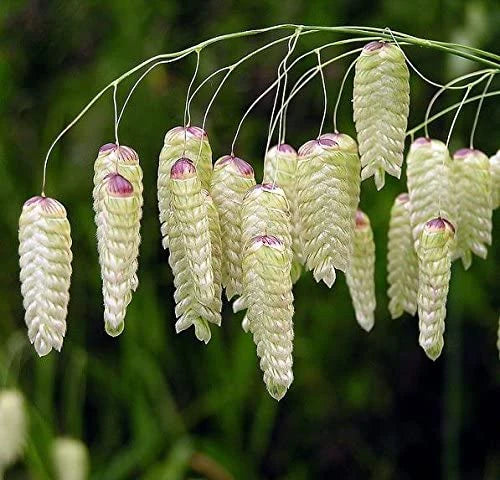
52;438;90;480
0;389;27;469
19;196;72;356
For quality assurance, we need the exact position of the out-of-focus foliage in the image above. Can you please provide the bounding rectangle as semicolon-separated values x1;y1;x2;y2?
0;1;499;479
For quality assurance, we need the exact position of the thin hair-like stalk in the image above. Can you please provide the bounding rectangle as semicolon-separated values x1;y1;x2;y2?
469;72;496;148
446;84;472;148
423;69;493;138
316;49;328;138
333;57;357;133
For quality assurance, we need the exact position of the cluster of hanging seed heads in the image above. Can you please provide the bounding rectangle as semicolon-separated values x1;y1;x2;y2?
18;37;500;400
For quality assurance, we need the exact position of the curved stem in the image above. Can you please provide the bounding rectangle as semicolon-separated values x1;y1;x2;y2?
469;72;495;148
407;90;500;137
423;69;494;138
40;23;500;195
316;50;328;138
333;56;357;133
446;85;472;148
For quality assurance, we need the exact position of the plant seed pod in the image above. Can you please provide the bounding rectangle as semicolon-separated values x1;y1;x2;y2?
490;150;500;209
93;143;143;291
346;210;376;332
452;148;492;269
235;183;292;319
19;196;72;356
417;217;455;360
242;235;294;400
168;158;220;343
52;438;90;480
296;137;360;287
97;174;141;336
353;41;410;190
158;126;213;249
263;143;303;282
210;155;256;299
0;390;27;471
387;193;419;318
203;190;223;316
406;137;456;249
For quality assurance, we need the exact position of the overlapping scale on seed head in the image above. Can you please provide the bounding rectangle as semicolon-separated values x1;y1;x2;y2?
406;137;456;250
490;150;500;209
168;158;221;343
211;154;256;299
96;173;141;337
346;210;376;332
417;217;455;360
387;193;419;318
353;41;410;190
263;143;303;282
296;136;360;287
93;143;143;291
158;125;213;248
452;148;492;269
242;235;294;400
19;196;72;356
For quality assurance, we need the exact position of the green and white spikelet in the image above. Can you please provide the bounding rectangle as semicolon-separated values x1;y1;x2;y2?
52;438;90;480
97;173;141;337
0;390;27;472
406;138;456;249
158;126;213;248
452;148;492;269
488;150;500;209
417;218;455;360
353;41;410;190
242;235;294;400
210;155;256;299
168;158;220;343
263;143;303;282
19;196;72;356
93;143;143;292
387;193;419;318
203;190;223;316
236;183;291;325
296;137;360;287
346;210;376;332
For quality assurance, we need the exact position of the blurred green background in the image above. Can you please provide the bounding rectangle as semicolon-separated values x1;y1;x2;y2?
0;1;499;479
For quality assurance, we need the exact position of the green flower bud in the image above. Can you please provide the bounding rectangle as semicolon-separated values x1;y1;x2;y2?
387;193;418;318
242;235;294;400
452;148;492;269
346;210;376;331
353;42;410;190
417;217;455;360
19;196;72;356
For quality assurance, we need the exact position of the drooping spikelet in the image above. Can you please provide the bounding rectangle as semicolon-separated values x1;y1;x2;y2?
242;235;294;400
406;138;456;248
452;148;492;269
417;217;455;360
158;126;213;248
168;158;221;343
490;150;500;209
203;190;223;316
93;143;143;291
353;41;410;190
52;438;90;480
0;390;27;471
296;137;360;287
96;173;141;336
210;155;256;299
263;143;303;282
387;193;419;318
19;196;72;356
235;183;291;327
346;210;376;331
